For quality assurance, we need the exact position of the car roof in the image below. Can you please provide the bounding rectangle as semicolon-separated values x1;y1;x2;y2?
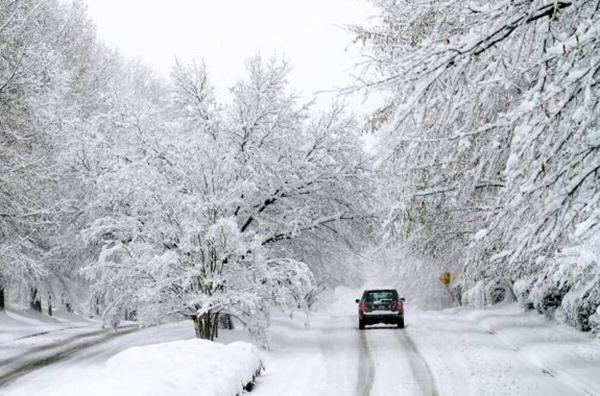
363;289;397;293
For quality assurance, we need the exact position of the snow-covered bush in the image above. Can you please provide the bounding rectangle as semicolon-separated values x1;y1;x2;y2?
462;278;515;308
513;278;535;309
528;244;600;331
553;223;600;332
590;307;600;335
462;281;485;309
558;279;600;332
485;278;516;305
528;269;571;318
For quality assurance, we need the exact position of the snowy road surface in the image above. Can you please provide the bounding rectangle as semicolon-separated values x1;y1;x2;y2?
2;304;600;395
253;305;600;396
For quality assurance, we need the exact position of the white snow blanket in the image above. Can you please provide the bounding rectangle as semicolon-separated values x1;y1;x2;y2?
47;339;262;396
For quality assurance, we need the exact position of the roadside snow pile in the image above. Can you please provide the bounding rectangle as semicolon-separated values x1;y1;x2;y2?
47;339;263;396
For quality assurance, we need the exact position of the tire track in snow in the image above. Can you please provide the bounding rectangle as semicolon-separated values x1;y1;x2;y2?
0;327;138;387
0;325;91;345
0;328;108;367
395;330;439;396
357;330;375;396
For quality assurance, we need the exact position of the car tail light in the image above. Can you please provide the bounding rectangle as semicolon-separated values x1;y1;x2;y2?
359;302;367;312
396;301;404;312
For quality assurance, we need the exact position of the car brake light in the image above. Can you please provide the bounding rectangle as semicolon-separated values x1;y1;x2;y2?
396;301;404;311
359;302;367;312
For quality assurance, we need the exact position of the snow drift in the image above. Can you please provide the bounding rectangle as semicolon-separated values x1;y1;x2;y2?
46;339;263;396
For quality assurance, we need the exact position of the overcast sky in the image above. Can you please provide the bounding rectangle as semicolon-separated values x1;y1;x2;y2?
83;0;377;109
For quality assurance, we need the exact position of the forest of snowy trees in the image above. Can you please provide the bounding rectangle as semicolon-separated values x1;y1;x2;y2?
1;0;599;339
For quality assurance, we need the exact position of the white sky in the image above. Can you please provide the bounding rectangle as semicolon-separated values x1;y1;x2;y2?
83;0;378;109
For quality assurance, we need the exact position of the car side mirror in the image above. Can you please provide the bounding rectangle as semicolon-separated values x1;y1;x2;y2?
400;297;406;302
355;299;360;304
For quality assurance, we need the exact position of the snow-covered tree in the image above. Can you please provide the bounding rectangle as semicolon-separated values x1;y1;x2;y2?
0;0;90;310
82;56;374;340
355;0;600;327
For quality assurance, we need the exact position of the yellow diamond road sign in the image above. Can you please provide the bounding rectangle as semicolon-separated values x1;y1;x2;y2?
439;272;452;286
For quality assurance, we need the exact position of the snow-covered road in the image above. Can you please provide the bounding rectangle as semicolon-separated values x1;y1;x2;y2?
251;312;440;396
2;304;600;396
254;305;600;396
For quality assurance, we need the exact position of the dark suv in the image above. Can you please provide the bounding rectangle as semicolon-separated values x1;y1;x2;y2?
355;289;405;329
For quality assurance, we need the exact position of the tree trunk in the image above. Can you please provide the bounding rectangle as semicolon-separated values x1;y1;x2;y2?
94;297;100;316
219;313;233;330
213;313;219;338
192;315;201;337
0;284;5;312
30;288;42;312
191;312;219;340
48;294;52;316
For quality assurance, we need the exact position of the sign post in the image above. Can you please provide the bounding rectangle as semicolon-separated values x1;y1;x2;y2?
439;272;458;306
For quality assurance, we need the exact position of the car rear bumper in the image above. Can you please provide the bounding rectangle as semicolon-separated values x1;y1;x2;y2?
360;312;403;324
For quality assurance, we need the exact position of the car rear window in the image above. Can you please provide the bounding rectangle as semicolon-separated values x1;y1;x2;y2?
364;290;397;302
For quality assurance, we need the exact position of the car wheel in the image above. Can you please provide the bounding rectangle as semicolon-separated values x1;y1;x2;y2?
359;319;365;330
397;317;405;329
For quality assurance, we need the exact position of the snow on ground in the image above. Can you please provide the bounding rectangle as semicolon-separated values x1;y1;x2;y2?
44;339;262;396
404;304;600;395
0;309;96;343
252;312;358;396
0;318;256;396
0;309;144;388
2;293;600;396
251;289;600;396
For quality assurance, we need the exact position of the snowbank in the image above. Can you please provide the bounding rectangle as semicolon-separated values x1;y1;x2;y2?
47;339;263;396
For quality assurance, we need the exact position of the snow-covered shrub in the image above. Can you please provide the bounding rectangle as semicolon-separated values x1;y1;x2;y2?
529;270;571;318
590;307;600;335
527;225;600;331
462;281;485;309
485;278;516;305
558;279;600;332
451;283;463;306
554;225;600;332
462;278;516;307
513;278;534;309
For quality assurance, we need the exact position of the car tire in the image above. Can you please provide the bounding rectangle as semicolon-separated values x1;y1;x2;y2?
359;319;365;330
397;317;405;329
